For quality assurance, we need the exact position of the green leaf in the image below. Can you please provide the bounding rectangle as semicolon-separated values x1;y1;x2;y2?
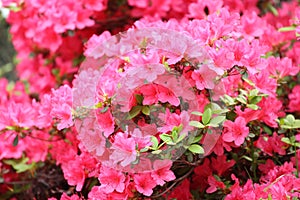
135;94;143;105
171;130;178;141
209;116;226;126
202;108;212;125
241;155;253;162
142;106;150;115
248;133;256;138
191;111;202;116
188;144;204;154
152;150;162;154
268;3;278;16
281;137;291;145
263;125;273;135
246;104;259;110
249;89;259;98
160;134;173;144
278;26;296;32
222;95;236;106
189;121;205;128
286;114;295;125
249;96;262;105
3;158;35;173
237;95;247;104
13;135;19;146
192;135;203;143
294;120;300;128
127;106;142;119
176;133;186;143
151;136;159;149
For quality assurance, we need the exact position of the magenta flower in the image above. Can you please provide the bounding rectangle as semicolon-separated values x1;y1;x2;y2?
98;166;126;193
222;117;249;146
133;173;157;196
110;132;137;167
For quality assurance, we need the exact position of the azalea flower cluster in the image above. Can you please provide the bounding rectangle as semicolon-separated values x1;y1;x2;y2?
1;0;300;199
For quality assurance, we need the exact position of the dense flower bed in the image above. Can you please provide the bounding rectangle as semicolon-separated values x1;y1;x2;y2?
1;0;300;199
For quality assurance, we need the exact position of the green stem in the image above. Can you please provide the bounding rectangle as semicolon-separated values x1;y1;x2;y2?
250;139;258;182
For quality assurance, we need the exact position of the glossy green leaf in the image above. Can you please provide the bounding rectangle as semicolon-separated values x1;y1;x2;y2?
202;107;212;125
127;106;142;119
151;136;159;149
209;116;226;126
188;144;204;154
142;106;150;115
189;121;205;128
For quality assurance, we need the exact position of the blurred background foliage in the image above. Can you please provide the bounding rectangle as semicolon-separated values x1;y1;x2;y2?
0;14;16;81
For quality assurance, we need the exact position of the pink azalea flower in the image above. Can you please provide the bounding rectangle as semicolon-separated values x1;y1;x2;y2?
222;117;249;146
96;108;115;138
191;64;218;90
192;158;212;192
50;85;74;130
110;132;137;167
157;85;180;106
133;173;157;196
288;85;300;112
60;193;80;200
98;166;126;193
61;157;86;191
211;155;235;176
151;160;176;186
167;178;192;200
0;132;26;160
258;159;276;175
140;84;159;105
206;175;226;193
158;108;181;133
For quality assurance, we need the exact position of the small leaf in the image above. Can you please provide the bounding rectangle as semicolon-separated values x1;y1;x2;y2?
293;120;300;128
192;135;203;143
209;116;226;126
13;135;19;146
188;144;204;154
189;121;205;128
142;106;150;115
249;89;259;98
241;155;253;162
246;104;259;110
281;137;291;145
171;130;178;141
127;106;142;119
248;133;256;138
202;108;212;125
135;94;143;105
222;95;236;106
191;111;202;116
278;26;296;32
286;114;295;125
268;3;278;16
160;134;172;144
237;95;247;104
249;96;262;105
176;133;186;143
3;158;35;173
152;150;162;154
151;136;159;149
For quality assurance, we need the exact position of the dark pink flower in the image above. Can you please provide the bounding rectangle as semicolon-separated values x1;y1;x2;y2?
223;117;249;146
133;173;157;196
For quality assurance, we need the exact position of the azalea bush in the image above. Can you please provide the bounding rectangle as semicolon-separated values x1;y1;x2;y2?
1;0;300;199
